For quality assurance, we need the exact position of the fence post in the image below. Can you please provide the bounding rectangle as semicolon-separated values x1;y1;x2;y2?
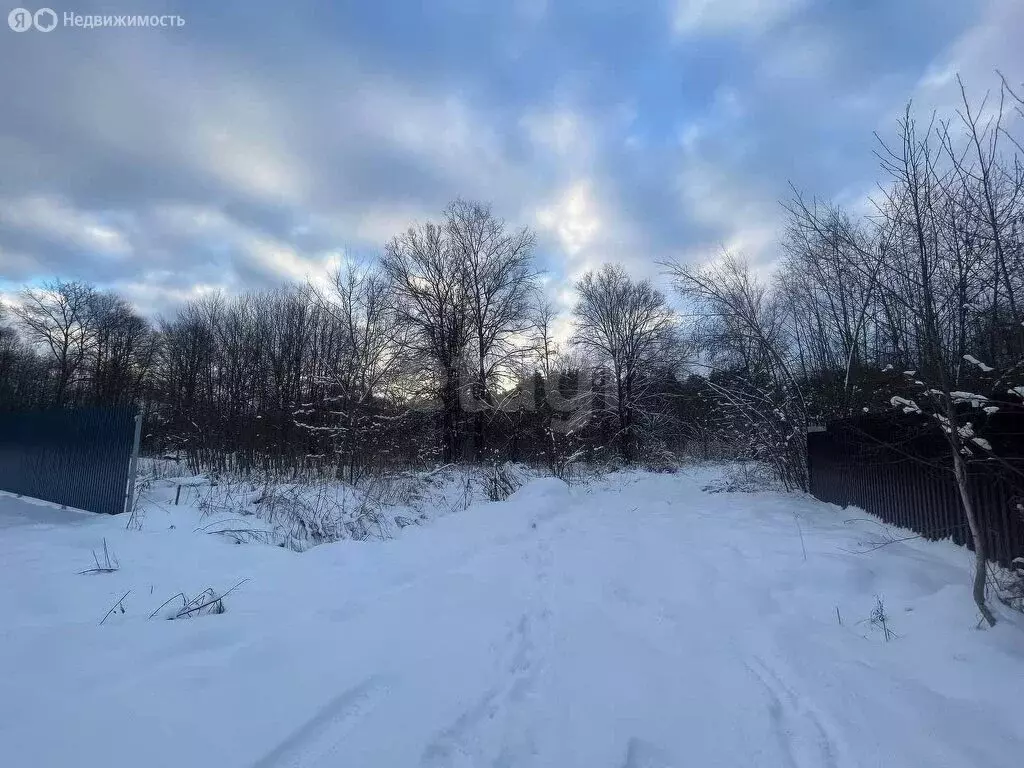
124;412;143;516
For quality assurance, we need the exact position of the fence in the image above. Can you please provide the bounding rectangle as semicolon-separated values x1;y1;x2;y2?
807;416;1024;568
0;407;141;515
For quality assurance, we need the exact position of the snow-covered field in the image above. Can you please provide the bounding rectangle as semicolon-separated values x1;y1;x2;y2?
1;465;1021;767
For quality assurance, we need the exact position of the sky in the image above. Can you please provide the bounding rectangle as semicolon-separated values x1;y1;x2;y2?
1;0;1022;319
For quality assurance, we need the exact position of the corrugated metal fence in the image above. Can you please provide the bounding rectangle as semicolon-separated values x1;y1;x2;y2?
807;417;1024;568
0;407;140;515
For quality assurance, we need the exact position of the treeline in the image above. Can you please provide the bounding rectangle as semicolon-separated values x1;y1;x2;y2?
0;201;707;478
2;77;1022;497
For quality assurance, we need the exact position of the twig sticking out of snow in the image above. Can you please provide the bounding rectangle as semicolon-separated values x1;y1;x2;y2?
148;592;187;620
839;518;968;554
486;462;523;501
176;589;226;618
79;538;119;575
149;579;250;620
207;528;274;545
868;595;897;641
99;590;131;625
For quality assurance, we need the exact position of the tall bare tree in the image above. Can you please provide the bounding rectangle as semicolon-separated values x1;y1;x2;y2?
778;79;1024;624
572;264;681;462
87;291;157;406
531;296;560;380
665;254;809;490
12;279;97;406
382;219;473;462
446;199;538;458
297;264;410;479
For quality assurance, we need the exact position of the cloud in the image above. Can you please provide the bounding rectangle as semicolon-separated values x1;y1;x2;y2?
676;158;781;266
144;204;341;285
521;109;591;162
914;0;1024;109
0;0;1018;321
672;0;806;36
536;180;603;268
0;196;130;258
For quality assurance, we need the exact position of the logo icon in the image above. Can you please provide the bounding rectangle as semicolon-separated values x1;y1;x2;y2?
8;7;33;31
7;6;57;31
33;7;56;31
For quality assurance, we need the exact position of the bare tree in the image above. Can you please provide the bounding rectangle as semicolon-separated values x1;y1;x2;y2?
87;291;157;406
12;279;97;406
779;80;1024;624
446;199;538;458
382;219;473;462
869;97;1022;626
296;263;410;479
572;264;681;462
0;304;45;409
531;296;560;380
665;253;809;490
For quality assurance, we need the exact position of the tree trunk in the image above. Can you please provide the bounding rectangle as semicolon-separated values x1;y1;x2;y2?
442;369;460;463
952;450;996;626
615;375;631;462
475;363;486;462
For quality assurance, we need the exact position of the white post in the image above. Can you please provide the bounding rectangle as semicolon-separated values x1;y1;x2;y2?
124;412;142;515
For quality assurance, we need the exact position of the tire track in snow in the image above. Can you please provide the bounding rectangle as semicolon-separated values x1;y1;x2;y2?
420;527;556;767
418;613;540;768
744;657;843;768
251;676;389;768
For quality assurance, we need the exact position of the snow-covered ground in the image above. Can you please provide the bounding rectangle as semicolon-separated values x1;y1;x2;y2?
1;465;1021;767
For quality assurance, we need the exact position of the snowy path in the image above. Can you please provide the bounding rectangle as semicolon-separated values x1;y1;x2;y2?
1;469;1022;767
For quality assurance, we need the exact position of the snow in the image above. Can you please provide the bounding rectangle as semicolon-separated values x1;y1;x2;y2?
949;391;989;403
890;395;921;414
1;467;1023;767
963;354;995;373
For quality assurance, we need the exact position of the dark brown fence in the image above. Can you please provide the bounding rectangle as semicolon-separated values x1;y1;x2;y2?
0;407;140;515
806;415;1024;573
807;416;1024;568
